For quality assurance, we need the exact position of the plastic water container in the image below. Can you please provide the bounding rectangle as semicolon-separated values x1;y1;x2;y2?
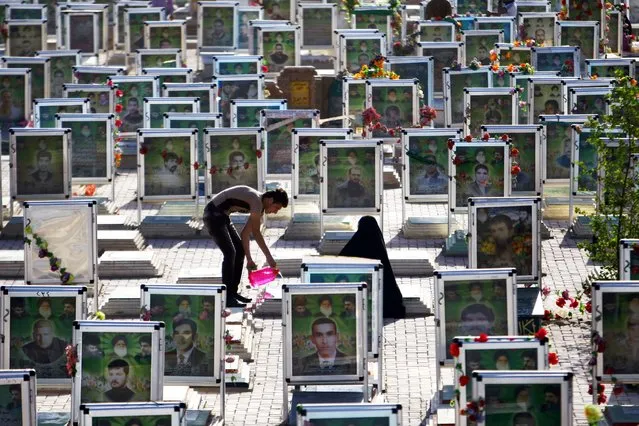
248;267;280;287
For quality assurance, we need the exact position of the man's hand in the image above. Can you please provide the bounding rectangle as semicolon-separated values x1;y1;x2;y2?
246;260;257;271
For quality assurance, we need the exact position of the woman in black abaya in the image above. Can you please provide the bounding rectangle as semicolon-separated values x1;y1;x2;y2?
339;216;406;318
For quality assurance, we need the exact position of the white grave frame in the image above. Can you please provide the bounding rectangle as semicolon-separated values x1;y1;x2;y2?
417;21;456;42
114;1;152;49
37;50;81;97
236;6;264;51
531;46;581;77
494;42;533;66
342;77;368;132
516;0;552;12
163;83;216;113
143;97;200;129
560;79;611;115
568;87;612;115
365;79;419;141
6;4;47;20
72;66;126;85
80;402;187;426
0;370;37;425
197;1;238;51
443;67;492;127
338;32;387;74
124;7;166;55
527;76;572;123
58;5;107;52
143;20;187;64
605;10;624;56
248;21;293;56
463;87;519;135
257;25;301;77
518;12;556;46
213;74;265;127
64;12;100;55
230;99;287;128
385;56;435;109
135;48;182;72
141;68;194;86
5;19;47;57
212;55;262;76
63;84;115;115
299;3;337;50
0;68;31;128
418;42;464;95
350;5;393;50
296;403;402;425
585;58;636;79
474;16;517;43
2;56;51;99
620;240;639;281
461;30;504;66
555;20;600;61
107;75;160;138
33;98;90;128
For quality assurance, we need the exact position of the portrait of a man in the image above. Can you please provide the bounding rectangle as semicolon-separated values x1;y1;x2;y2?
414;154;448;195
122;97;144;133
483;383;561;425
165;318;211;376
210;134;258;193
331;166;373;208
144;137;192;197
104;359;136;402
21;319;67;365
602;293;639;374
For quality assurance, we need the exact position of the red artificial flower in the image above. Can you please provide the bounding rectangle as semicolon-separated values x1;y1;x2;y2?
501;134;509;141
139;145;148;155
161;149;168;159
116;136;123;142
535;327;548;340
561;289;570;299
543;309;552;321
474;333;488;343
548;352;559;365
115;119;122;128
459;375;470;386
613;384;624;395
481;132;490;141
115;89;124;98
256;149;262;158
453;156;463;165
107;80;113;87
209;166;217;175
511;148;520;157
261;65;269;73
511;165;521;175
447;139;455;150
464;135;472;142
542;286;551;297
569;298;579;309
224;334;234;344
586;301;592;313
598;394;607;404
556;297;566;308
449;342;461;358
193;161;199;170
597;341;606;353
388;129;395;137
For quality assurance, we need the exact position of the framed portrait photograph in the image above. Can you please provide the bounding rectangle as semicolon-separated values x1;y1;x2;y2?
2;56;50;100
418;21;455;42
0;370;36;425
0;68;31;143
65;12;99;55
351;6;392;48
528;77;568;123
1;286;87;384
339;33;386;74
198;1;237;50
144;20;187;64
463;87;517;135
10;128;70;200
586;58;636;79
518;12;556;46
71;320;164;424
342;77;367;132
135;49;182;72
262;0;293;21
568;87;611;115
443;68;491;127
212;55;262;76
37;50;80;98
471;370;573;425
296;403;402;426
453;336;548;426
141;284;225;386
204;128;262;196
531;46;580;77
283;283;367;384
33;98;90;129
214;74;264;127
606;10;623;56
57;5;108;52
248;21;293;56
137;128;196;200
80;401;186;426
462;30;503;66
22;199;98;286
5;19;46;57
236;6;263;50
6;4;47;20
63;84;114;115
114;1;152;48
163;83;216;114
402;128;461;202
230;99;287;127
108;75;160;136
366;79;418;139
262;108;319;178
418;42;463;95
468;196;541;281
259;26;300;74
561;79;611;112
474;16;516;43
124;8;166;54
455;0;489;15
141;68;193;86
494;43;532;66
481;124;543;195
292;128;353;200
385;56;435;108
449;140;510;211
320;139;382;213
72;66;126;85
300;3;336;49
555;21;599;66
56;113;114;184
516;0;552;12
434;268;517;364
620;240;639;281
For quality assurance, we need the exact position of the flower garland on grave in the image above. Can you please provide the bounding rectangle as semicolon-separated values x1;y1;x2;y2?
106;80;125;169
138;134;202;172
589;330;624;404
23;221;76;284
65;344;78;377
600;2;629;54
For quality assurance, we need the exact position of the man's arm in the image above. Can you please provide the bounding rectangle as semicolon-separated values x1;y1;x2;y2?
241;213;276;268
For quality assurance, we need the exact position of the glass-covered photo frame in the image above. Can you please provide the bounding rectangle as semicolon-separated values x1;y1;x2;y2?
418;42;463;95
494;43;532;66
385;56;435;108
471;370;573;425
142;67;194;86
418;21;455;42
56;113;114;184
0;370;36;425
33;98;90;129
366;79;419;139
22;199;98;286
586;58;636;79
434;268;517;364
230;98;287;127
300;3;336;49
454;336;548;426
468;196;541;281
57;5;108;52
531;46;580;77
443;67;491;127
63;84;114;114
258;25;300;74
568;87;611;115
606;10;623;56
214;74;264;127
262;0;293;21
296;403;402;426
204;127;262;195
108;75;160;136
163;83;215;115
72;66;126;85
561;79;611;113
292;128;353;200
1;286;87;385
474;16;516;43
6;4;47;20
0;68;31;144
339;33;386;74
114;1;152;48
2;56;50;100
141;284;225;386
212;55;262;76
80;402;186;426
351;6;392;49
137;128;197;200
124;7;166;54
283;283;367;384
518;12;556;46
248;21;293;56
342;77;367;132
198;1;237;50
71;320;164;424
402;128;462;202
262;108;319;178
236;6;263;50
462;30;503;66
463;87;518;135
620;240;639;281
320;139;382;214
449;140;511;211
481;124;543;195
36;50;80;98
144;20;187;63
528;77;568;123
65;12;99;54
10;128;71;200
555;20;599;66
455;0;489;15
5;19;46;57
516;0;551;12
135;48;182;72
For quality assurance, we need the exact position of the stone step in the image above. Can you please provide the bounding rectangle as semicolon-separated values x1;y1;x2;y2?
98;229;146;252
403;216;449;239
0;249;24;278
97;214;137;230
176;267;223;285
98;251;164;278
